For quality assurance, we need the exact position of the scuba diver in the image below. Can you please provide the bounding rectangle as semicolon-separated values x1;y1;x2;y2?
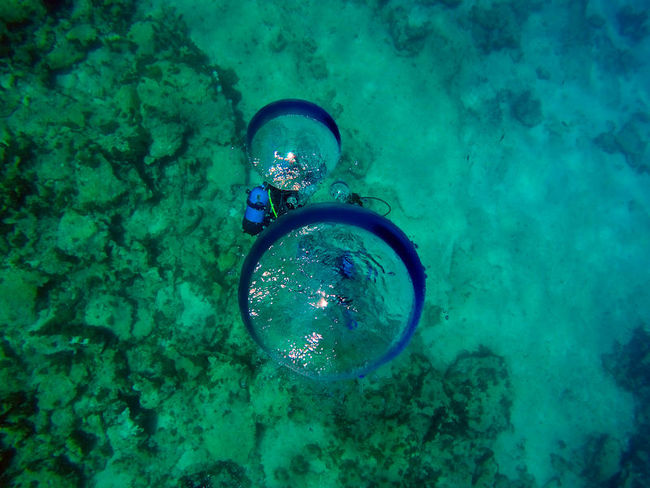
240;99;390;236
242;183;300;235
237;99;426;381
242;178;392;236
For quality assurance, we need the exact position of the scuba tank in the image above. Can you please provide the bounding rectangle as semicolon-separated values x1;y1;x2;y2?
242;184;303;235
242;185;269;235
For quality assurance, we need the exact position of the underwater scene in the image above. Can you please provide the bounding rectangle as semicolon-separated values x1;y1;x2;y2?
1;0;649;486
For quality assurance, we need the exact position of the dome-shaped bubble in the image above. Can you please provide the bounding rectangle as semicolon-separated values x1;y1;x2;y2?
329;180;351;203
246;99;341;193
238;204;426;380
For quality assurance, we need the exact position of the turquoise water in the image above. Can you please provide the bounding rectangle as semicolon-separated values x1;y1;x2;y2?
1;0;649;486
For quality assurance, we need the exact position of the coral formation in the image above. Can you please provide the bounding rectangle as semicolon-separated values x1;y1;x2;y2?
1;0;647;486
594;113;650;173
509;90;543;128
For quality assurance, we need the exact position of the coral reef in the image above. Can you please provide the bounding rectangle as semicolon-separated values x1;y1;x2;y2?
600;327;650;486
468;1;535;54
616;5;649;42
385;5;434;55
0;0;548;475
594;113;650;173
509;90;543;128
2;0;646;486
0;2;248;486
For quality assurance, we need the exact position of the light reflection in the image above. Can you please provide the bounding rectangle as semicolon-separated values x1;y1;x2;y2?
284;331;324;364
264;150;304;191
309;289;329;310
273;150;297;164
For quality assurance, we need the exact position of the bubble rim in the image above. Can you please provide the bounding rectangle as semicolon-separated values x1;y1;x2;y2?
246;99;341;150
238;203;426;381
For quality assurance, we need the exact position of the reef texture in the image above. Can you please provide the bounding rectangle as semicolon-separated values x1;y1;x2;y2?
1;1;639;487
0;1;248;486
0;6;522;481
594;113;650;174
601;327;650;486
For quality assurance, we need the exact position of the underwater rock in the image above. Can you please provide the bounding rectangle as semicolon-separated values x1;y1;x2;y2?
615;120;648;172
602;327;650;484
84;294;133;341
179;461;252;488
56;210;108;260
0;268;44;327
75;155;128;210
37;372;79;412
469;3;521;53
0;1;243;485
145;120;185;164
603;326;650;401
113;84;140;121
593;130;618;155
65;23;98;48
418;0;462;7
385;5;433;55
131;305;155;340
178;281;215;330
594;115;649;173
510;90;543;128
127;20;157;57
136;60;234;166
0;0;45;24
616;5;649;42
45;36;87;71
584;434;623;484
105;407;144;454
0;391;37;466
444;348;512;438
470;448;500;487
0;131;38;220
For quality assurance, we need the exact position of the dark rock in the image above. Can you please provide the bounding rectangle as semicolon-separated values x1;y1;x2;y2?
615;120;648;170
593;130;619;154
510;90;543;128
70;429;99;456
602;327;650;484
439;0;463;7
593;116;649;172
603;326;650;398
616;5;649;42
444;348;513;438
582;434;622;485
470;3;521;53
179;461;251;488
0;442;16;485
418;0;462;7
290;454;310;475
386;6;432;55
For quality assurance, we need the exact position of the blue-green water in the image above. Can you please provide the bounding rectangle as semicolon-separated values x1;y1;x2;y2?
1;0;649;486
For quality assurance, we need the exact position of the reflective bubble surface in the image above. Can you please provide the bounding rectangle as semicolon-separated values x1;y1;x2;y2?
239;204;425;380
248;114;340;192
